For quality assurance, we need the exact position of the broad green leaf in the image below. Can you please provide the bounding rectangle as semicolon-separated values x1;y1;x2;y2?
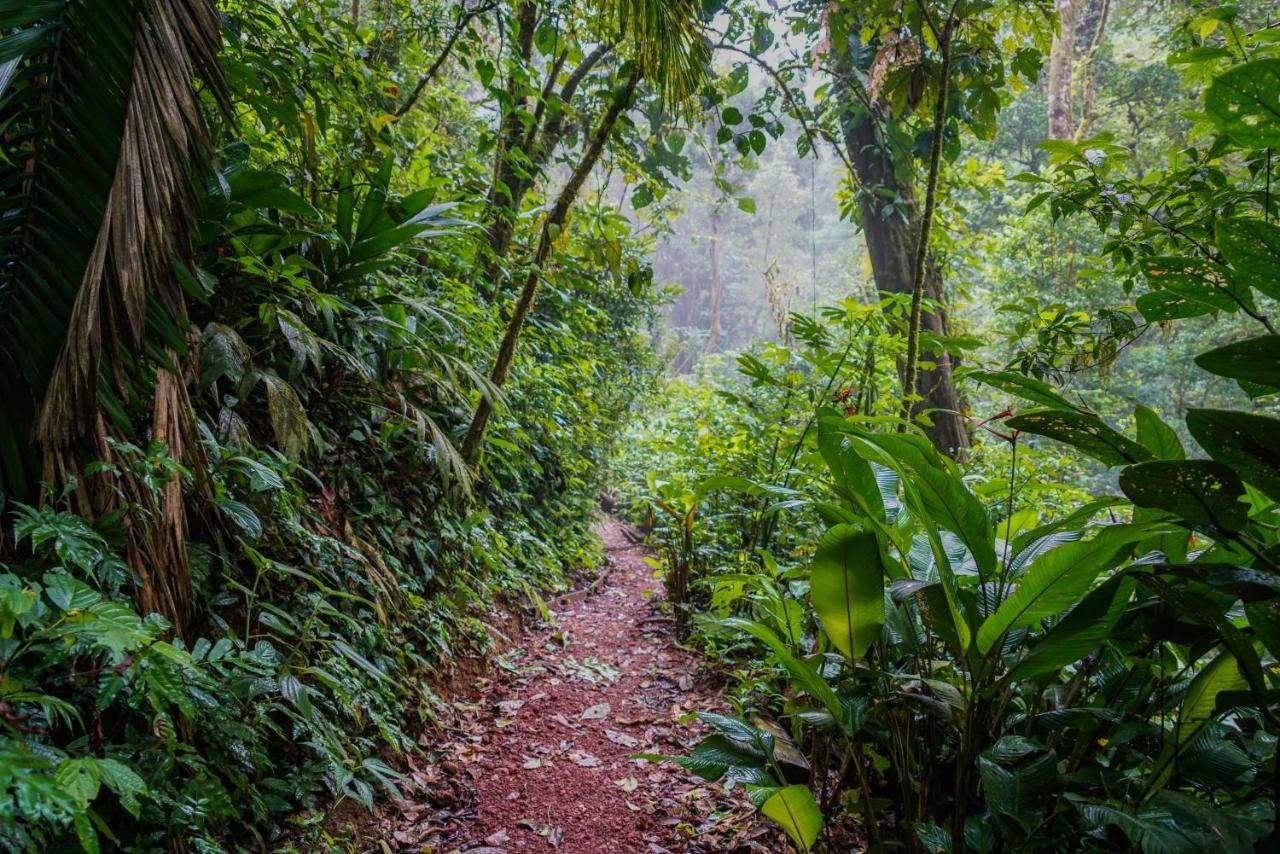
719;617;842;719
1141;256;1245;313
1119;460;1248;533
977;736;1058;833
1218;217;1280;301
1194;335;1280;387
262;374;309;460
1246;599;1280;661
42;571;101;612
977;525;1151;653
856;431;996;578
1136;289;1219;322
810;526;884;662
1134;655;1254;809
1205;58;1280;149
1007;409;1152;467
96;758;146;818
56;758;100;810
213;498;262;540
1134;405;1185;461
761;785;822;852
1186;409;1280;501
967;370;1081;411
1005;575;1135;683
1177;651;1247;748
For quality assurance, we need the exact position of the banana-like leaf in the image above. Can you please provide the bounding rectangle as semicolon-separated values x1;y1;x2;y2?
1005;574;1135;683
977;524;1152;653
718;617;842;719
809;526;884;662
760;785;822;852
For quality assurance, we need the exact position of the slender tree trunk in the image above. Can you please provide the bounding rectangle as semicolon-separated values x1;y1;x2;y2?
482;35;611;295
1048;0;1078;140
1073;0;1110;140
838;110;970;455
702;205;723;356
462;70;641;463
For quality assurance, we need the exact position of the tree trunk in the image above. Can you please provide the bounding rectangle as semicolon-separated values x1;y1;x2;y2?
1048;0;1078;140
462;70;641;463
839;109;970;456
702;205;723;356
1073;0;1110;140
482;35;610;296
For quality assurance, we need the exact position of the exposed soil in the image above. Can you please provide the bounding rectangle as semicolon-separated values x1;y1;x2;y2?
344;518;784;853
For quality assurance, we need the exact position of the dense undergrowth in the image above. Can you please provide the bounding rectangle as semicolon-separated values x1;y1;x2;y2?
618;35;1280;854
1;1;663;849
4;0;1280;852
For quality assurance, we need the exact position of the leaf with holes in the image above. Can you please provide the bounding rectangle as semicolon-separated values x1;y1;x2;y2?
1186;409;1280;501
1205;58;1280;149
1007;409;1151;467
1119;461;1249;533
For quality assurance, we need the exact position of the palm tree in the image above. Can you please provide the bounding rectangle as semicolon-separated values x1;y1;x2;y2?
461;0;709;463
0;0;226;632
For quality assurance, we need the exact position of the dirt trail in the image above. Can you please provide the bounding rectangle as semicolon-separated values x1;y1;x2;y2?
365;518;779;853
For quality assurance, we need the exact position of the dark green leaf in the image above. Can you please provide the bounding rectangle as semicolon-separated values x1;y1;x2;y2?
1007;409;1152;467
1185;409;1280;501
1119;460;1248;533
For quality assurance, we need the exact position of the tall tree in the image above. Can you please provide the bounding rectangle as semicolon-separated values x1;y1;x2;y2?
461;0;709;462
1048;0;1079;139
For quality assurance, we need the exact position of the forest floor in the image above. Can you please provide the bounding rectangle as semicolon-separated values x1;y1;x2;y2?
339;518;784;853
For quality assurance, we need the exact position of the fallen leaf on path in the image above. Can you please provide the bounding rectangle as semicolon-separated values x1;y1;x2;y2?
580;702;610;720
614;776;639;792
522;758;542;769
548;826;563;847
569;750;601;767
497;699;525;716
605;729;639;748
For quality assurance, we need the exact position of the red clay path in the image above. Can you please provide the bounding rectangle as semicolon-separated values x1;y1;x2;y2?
361;518;782;853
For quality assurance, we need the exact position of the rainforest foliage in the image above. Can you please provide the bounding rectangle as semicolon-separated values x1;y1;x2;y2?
1;0;1279;852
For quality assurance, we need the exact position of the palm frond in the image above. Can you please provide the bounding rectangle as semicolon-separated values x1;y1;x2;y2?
0;0;225;633
601;0;710;105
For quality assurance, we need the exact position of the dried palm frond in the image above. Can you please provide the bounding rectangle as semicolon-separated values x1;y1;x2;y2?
1;0;226;634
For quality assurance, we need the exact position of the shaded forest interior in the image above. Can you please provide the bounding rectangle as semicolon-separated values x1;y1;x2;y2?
2;1;1280;852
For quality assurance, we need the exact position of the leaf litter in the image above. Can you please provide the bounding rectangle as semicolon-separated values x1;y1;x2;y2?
356;520;783;853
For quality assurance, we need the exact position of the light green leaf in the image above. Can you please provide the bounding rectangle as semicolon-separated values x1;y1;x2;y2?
978;525;1151;653
810;526;884;662
761;785;822;852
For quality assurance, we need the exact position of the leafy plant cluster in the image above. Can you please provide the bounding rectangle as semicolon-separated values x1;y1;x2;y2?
623;37;1280;854
1;0;664;849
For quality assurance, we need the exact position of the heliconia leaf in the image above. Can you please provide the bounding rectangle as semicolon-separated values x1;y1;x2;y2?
1005;575;1135;683
1178;651;1248;748
761;785;822;852
967;370;1082;411
977;524;1152;653
718;617;842;719
809;526;884;662
1007;409;1152;468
